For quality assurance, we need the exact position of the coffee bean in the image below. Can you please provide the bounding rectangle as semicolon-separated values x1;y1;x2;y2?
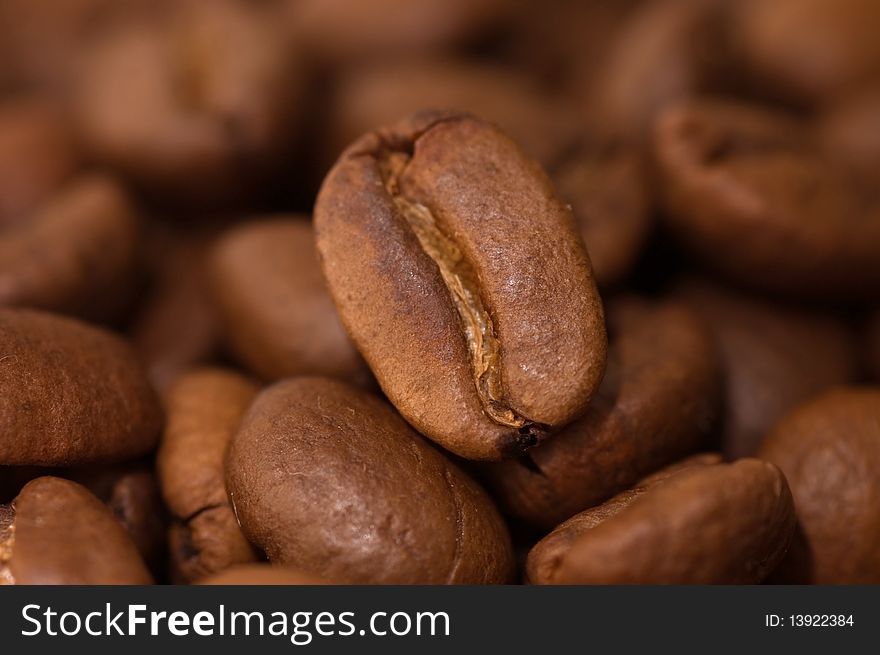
315;111;606;460
0;308;162;466
0;175;142;322
157;368;260;583
759;387;880;583
209;218;371;385
675;279;858;459
0;476;153;584
226;377;515;584
529;456;795;584
485;297;720;530
653;98;880;299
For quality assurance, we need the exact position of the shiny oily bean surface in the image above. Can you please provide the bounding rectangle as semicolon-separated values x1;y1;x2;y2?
485;297;720;530
210;218;370;385
527;453;721;585
759;387;880;584
226;377;515;584
653;98;880;300
315;111;606;461
0;308;162;466
0;476;152;585
532;458;795;585
0;175;142;322
158;368;260;583
675;280;858;459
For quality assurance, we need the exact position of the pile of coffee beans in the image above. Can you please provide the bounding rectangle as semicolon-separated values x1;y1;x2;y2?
1;0;878;585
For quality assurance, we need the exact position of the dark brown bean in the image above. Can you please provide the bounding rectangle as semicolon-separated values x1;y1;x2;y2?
675;279;858;458
0;308;162;466
0;476;153;584
315;111;606;460
485;297;720;530
759;387;880;584
226;377;515;584
198;564;328;586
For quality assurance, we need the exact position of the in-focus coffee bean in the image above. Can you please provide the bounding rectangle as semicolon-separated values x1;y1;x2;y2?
315;111;607;460
226;377;515;584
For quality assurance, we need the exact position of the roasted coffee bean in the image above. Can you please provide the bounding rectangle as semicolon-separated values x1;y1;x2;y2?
549;140;652;287
288;0;508;64
819;89;880;188
675;279;858;459
315;111;607;460
653;98;880;299
323;58;579;172
210;218;371;385
732;0;880;105
158;368;259;583
0;308;162;466
0;98;77;227
226;377;515;584
68;461;167;579
0;174;142;322
0;476;153;584
485;297;719;530
529;456;795;585
72;0;302;201
759;387;880;584
526;453;721;584
586;0;730;141
199;564;328;586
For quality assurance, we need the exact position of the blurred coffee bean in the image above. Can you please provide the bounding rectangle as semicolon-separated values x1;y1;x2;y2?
287;0;509;65
209;217;371;385
0;175;143;322
72;0;303;203
732;0;880;105
653;98;880;300
819;88;880;188
0;98;78;226
759;388;880;583
198;564;329;586
675;279;859;459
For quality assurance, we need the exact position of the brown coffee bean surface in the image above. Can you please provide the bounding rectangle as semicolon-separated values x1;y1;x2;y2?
315;111;606;460
226;377;515;584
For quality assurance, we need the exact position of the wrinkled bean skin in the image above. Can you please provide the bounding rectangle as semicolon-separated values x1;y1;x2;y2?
210;218;371;385
675;279;858;459
485;298;720;530
315;111;606;461
158;368;259;583
0;175;142;322
653;99;880;300
531;457;795;585
199;564;329;586
0;476;153;585
527;453;721;585
759;388;880;584
0;308;162;466
226;377;515;584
